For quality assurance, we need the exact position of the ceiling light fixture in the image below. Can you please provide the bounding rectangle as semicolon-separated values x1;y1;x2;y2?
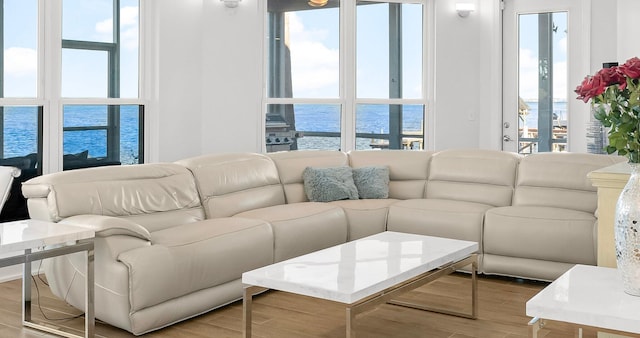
308;0;328;7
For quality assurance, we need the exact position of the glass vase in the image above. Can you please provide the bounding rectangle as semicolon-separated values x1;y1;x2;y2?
615;162;640;296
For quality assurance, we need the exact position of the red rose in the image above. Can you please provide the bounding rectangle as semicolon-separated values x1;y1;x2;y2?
575;75;606;103
619;57;640;79
596;67;627;90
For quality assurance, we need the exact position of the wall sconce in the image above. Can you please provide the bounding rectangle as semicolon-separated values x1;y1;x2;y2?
221;0;241;8
308;0;328;7
455;3;475;17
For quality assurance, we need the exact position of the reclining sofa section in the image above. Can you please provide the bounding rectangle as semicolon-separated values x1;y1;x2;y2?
21;149;624;335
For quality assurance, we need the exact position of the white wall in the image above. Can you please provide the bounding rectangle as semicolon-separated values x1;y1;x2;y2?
432;0;482;150
149;0;493;158
148;0;205;162
591;0;617;73
145;0;635;161
617;0;640;63
200;0;264;154
432;0;502;151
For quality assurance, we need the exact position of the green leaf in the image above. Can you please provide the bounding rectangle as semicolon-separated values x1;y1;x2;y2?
616;137;628;150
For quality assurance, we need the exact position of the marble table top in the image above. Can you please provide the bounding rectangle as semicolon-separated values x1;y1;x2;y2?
0;219;95;254
242;231;478;304
526;264;640;334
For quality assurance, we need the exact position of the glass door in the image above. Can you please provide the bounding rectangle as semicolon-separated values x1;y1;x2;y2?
502;0;588;153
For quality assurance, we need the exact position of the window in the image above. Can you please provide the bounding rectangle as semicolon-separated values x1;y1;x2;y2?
355;2;424;150
516;12;567;154
61;0;143;169
0;0;43;174
0;0;143;220
63;105;143;168
0;0;143;174
265;0;427;152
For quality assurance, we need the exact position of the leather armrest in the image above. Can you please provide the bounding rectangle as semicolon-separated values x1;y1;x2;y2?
60;215;152;241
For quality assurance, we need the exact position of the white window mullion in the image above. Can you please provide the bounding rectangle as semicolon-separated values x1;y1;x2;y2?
41;0;63;174
141;0;157;162
424;0;435;150
341;0;357;152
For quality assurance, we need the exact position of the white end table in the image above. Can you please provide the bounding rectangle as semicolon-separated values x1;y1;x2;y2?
0;219;95;338
527;264;640;337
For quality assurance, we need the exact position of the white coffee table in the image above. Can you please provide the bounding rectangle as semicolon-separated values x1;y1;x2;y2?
0;219;95;338
527;264;640;337
242;231;479;337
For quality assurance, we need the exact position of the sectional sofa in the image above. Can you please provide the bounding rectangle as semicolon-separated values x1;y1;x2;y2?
21;149;624;335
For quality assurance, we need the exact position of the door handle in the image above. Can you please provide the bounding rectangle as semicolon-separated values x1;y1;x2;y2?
503;135;512;142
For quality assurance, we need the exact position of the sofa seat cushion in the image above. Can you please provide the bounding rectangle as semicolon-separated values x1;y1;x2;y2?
329;199;398;240
234;202;347;261
484;206;596;265
117;218;273;312
482;254;576;282
387;199;491;248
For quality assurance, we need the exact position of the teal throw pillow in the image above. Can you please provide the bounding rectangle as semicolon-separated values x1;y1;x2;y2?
303;166;359;202
352;166;390;199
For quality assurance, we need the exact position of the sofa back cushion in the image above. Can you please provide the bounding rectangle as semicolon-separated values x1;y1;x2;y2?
426;149;521;207
268;150;349;203
177;153;285;218
348;150;432;199
22;163;204;232
514;152;626;213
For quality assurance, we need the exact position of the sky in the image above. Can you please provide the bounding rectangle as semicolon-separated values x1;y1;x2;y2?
518;12;567;101
285;3;423;99
4;2;567;102
3;0;139;98
283;4;568;102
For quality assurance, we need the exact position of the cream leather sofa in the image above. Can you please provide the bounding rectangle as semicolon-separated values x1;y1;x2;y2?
21;149;624;335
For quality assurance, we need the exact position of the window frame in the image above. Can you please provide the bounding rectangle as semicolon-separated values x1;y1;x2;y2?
9;0;147;174
262;0;433;153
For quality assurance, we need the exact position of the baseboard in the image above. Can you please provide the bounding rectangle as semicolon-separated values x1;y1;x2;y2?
0;259;45;283
0;265;23;283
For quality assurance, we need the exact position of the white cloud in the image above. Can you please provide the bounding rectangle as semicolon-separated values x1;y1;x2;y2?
559;36;567;55
519;48;538;100
95;6;138;49
4;47;37;76
553;61;567;100
120;6;138;27
287;13;339;97
95;18;112;35
519;48;567;101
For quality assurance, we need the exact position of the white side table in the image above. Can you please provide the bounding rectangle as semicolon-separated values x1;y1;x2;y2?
0;219;95;338
527;264;640;337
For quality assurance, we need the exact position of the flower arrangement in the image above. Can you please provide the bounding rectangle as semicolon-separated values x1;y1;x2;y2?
575;57;640;163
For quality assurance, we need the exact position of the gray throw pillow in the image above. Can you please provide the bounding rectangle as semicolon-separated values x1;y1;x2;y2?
352;166;390;199
303;166;359;202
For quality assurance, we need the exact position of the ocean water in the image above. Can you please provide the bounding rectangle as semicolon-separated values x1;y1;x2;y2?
294;104;424;150
1;101;566;163
521;101;567;128
2;105;141;164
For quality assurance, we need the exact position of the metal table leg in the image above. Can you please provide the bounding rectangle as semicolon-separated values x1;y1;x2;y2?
19;241;95;338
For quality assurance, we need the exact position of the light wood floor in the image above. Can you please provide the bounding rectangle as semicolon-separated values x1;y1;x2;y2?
0;273;582;338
